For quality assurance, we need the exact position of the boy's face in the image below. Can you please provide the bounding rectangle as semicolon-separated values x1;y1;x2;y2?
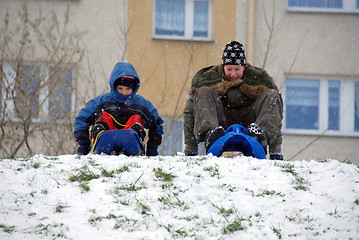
223;65;245;81
116;85;133;96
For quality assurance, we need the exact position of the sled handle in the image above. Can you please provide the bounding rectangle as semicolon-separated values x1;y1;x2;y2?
225;124;248;135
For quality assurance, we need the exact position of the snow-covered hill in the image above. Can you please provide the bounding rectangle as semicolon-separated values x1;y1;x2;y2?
0;154;358;239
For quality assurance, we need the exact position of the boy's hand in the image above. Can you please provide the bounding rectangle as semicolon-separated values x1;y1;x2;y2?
77;144;90;155
146;134;162;156
76;138;91;155
146;148;158;156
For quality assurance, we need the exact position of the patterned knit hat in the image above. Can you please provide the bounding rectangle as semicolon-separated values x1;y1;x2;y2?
221;41;246;66
114;76;137;91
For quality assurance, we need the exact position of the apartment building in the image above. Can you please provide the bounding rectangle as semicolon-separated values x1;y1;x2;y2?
1;0;358;164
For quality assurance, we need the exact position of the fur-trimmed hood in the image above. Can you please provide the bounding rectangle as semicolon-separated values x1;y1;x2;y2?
191;64;276;89
190;64;274;101
191;78;268;101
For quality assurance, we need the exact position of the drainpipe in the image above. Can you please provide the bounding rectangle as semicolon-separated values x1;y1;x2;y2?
247;0;255;63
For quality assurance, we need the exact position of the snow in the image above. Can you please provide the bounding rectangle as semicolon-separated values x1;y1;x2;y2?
0;154;358;239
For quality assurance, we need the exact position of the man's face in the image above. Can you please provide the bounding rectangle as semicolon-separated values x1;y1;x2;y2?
116;85;133;96
223;65;245;81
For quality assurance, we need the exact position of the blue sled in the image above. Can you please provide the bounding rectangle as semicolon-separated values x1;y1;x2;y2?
91;129;145;156
207;124;266;159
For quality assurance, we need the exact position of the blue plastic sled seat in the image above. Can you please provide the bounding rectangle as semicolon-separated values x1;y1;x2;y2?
91;129;145;156
207;124;266;159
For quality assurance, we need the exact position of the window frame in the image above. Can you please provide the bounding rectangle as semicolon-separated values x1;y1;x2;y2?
283;76;359;137
287;0;359;13
152;0;213;41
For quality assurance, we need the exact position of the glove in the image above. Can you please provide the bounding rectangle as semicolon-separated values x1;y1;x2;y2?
77;144;90;155
269;153;284;160
74;130;91;155
185;152;197;156
146;132;162;156
146;148;158;156
76;139;91;155
146;142;159;156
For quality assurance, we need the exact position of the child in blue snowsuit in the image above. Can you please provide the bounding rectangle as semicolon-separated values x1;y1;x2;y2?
74;62;163;156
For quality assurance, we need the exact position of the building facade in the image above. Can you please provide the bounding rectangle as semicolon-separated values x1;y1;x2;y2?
249;0;359;162
1;0;358;164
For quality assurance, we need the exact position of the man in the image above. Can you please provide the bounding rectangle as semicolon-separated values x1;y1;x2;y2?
183;41;283;160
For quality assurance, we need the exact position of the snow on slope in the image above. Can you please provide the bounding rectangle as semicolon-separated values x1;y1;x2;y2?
0;154;358;239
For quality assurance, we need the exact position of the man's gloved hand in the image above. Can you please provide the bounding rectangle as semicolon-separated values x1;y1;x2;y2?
269;153;284;160
185;151;197;156
76;139;91;155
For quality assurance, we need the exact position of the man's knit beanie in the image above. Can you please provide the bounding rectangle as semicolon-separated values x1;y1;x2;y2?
221;41;246;66
114;77;137;91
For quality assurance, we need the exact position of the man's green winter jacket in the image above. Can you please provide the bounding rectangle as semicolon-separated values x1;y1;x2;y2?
183;64;281;155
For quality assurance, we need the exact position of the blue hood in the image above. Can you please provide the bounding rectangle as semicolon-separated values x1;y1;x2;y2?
110;62;140;100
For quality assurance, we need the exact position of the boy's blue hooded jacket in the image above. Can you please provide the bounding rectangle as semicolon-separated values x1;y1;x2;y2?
74;62;163;155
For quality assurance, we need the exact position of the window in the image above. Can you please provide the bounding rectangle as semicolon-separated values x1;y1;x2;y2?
284;78;359;136
158;119;183;155
153;0;212;41
288;0;343;8
287;0;359;13
0;65;2;115
286;79;319;130
328;80;340;130
193;1;210;37
48;68;73;120
355;82;359;131
14;65;41;120
3;63;74;122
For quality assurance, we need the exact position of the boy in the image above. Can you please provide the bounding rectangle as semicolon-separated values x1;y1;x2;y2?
183;41;283;159
74;62;163;156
